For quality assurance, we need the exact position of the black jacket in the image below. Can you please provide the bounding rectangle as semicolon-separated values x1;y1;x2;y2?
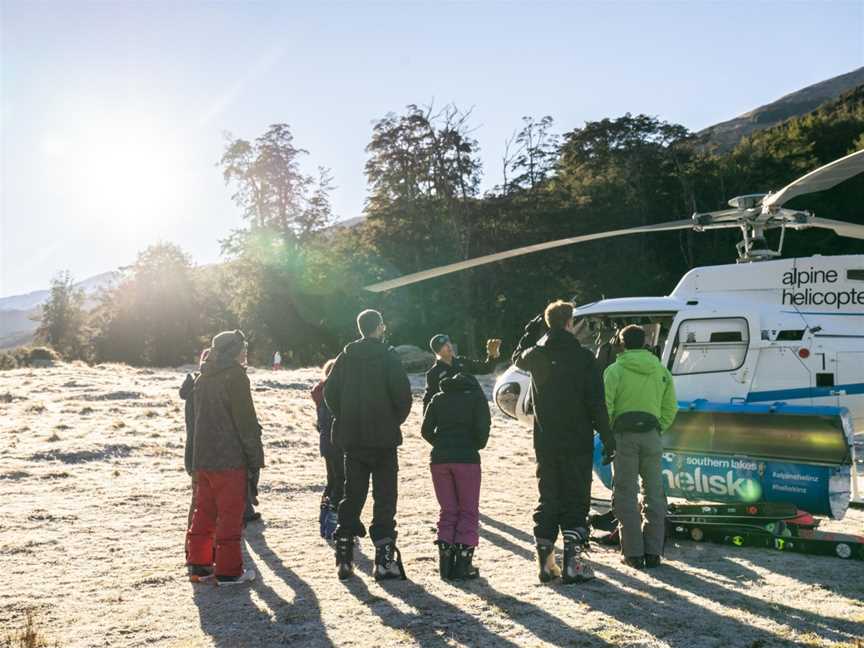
423;356;497;412
515;328;612;454
421;373;491;464
324;337;412;450
191;361;265;471
180;373;196;474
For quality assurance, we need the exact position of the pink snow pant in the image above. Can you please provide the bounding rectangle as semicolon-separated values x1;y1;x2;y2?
430;463;481;547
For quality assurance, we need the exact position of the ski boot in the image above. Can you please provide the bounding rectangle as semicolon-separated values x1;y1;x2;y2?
435;540;456;580
187;564;214;583
536;540;561;583
335;534;355;580
453;544;479;581
644;554;662;569
562;529;595;584
216;568;256;587
322;505;338;541
373;539;407;581
319;497;330;539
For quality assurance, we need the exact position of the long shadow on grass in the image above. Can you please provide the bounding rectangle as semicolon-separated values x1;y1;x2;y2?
479;513;534;544
341;572;528;648
191;530;333;648
343;541;611;648
551;556;861;647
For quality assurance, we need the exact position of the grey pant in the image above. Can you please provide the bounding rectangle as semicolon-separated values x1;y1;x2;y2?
612;430;666;557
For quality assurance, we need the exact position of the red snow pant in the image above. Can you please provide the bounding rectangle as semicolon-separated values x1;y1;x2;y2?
185;468;246;577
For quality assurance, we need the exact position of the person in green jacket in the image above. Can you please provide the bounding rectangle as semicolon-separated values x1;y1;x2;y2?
603;324;678;569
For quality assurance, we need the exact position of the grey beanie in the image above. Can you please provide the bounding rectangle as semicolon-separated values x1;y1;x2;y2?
210;330;246;358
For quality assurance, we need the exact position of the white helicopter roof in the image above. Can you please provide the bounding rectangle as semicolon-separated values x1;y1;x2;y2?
575;254;864;317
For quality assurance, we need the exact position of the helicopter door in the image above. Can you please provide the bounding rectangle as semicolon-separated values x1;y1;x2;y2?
667;316;752;403
835;352;864;431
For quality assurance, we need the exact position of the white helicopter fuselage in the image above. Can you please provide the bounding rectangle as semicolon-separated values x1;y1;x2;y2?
497;253;864;431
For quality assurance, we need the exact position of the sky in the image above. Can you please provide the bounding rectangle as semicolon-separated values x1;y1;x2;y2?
1;0;862;297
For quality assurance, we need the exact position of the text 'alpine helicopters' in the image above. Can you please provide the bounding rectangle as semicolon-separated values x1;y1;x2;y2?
366;149;864;529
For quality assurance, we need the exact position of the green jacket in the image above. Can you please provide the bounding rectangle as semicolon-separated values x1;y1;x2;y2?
603;349;678;432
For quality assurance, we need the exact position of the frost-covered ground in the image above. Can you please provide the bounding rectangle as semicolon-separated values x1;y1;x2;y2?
1;363;863;647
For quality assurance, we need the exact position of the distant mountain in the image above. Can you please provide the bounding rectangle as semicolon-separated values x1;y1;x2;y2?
699;67;864;152
0;272;119;349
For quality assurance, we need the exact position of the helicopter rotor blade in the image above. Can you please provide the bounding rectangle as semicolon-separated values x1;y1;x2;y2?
763;148;864;209
802;217;864;240
364;219;696;292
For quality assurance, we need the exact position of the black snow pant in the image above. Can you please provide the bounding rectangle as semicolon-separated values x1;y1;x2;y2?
323;448;345;506
335;447;398;543
533;447;593;543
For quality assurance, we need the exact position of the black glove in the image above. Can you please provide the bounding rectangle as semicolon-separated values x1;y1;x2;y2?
248;468;261;505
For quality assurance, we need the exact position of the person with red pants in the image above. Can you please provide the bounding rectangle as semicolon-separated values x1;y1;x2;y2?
185;330;264;586
421;373;491;580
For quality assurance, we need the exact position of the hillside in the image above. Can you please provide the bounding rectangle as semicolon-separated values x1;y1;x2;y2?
0;272;118;350
699;67;864;151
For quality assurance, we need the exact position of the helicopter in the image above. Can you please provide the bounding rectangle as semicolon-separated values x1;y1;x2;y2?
366;149;864;520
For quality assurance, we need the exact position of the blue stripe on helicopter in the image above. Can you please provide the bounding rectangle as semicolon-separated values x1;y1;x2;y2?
745;383;864;403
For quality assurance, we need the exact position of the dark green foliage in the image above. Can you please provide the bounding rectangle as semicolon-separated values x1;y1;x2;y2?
34;271;88;360
39;88;864;367
92;244;204;366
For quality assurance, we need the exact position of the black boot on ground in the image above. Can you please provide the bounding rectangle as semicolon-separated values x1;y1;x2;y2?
453;544;479;580
621;555;645;569
536;541;561;583
435;541;455;580
562;529;595;584
374;540;407;581
644;554;662;568
335;535;355;580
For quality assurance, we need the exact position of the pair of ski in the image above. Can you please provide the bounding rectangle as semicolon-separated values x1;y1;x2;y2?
668;502;864;561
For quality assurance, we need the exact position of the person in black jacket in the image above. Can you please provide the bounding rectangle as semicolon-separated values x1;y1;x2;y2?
423;334;501;412
421;373;491;581
324;309;412;581
515;300;614;584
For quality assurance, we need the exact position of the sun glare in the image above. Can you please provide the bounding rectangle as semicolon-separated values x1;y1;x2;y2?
40;113;187;232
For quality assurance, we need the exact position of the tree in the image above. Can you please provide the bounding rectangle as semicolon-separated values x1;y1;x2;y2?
220;123;334;245
35;271;87;359
93;244;202;366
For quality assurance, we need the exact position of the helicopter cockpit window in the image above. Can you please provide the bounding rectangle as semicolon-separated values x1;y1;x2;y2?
672;317;749;375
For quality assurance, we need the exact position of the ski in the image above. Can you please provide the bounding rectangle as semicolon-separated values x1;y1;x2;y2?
667;502;798;520
672;524;864;560
671;520;788;543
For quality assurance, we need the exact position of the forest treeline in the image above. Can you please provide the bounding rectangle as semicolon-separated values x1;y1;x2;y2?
26;87;864;367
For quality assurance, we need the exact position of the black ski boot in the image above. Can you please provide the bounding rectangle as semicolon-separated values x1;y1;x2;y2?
562;529;595;584
374;539;407;581
536;541;561;583
453;544;479;580
435;540;455;580
335;534;355;580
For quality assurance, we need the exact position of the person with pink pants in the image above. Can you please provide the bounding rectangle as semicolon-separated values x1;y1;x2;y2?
421;373;491;580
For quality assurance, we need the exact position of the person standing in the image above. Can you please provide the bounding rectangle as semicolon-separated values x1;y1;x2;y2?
604;325;678;569
273;350;282;371
515;301;614;584
423;334;501;413
185;330;264;586
311;359;341;540
324;310;412;581
421;372;491;581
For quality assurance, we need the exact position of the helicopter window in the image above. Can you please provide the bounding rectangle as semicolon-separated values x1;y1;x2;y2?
848;269;864;281
776;330;805;341
672;317;749;375
816;373;835;388
709;331;742;343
